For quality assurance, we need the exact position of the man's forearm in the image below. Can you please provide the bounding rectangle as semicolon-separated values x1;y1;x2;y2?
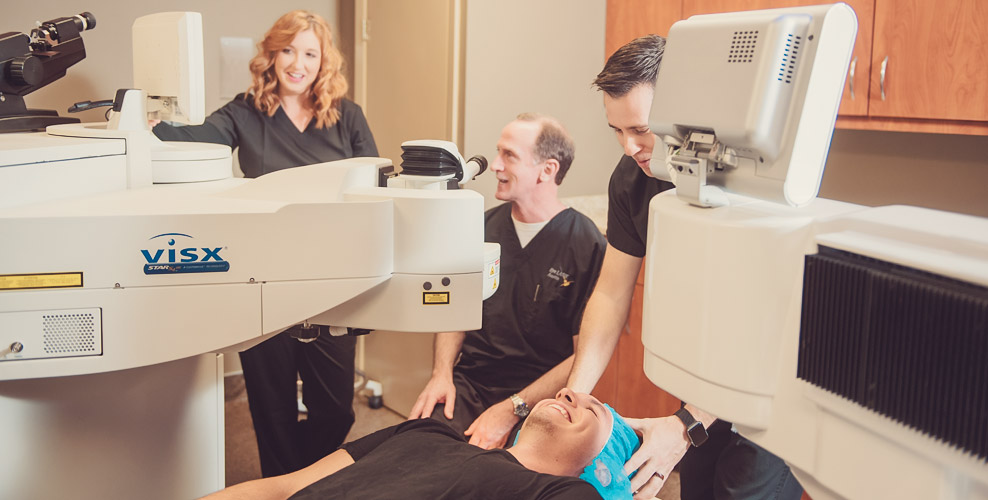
683;403;717;429
200;449;355;500
432;331;465;376
567;293;631;392
568;246;642;393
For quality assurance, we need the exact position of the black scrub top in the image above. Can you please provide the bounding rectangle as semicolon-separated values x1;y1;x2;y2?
152;93;377;178
456;204;606;390
606;155;675;258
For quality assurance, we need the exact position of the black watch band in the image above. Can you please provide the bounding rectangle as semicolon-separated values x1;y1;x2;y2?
675;407;708;447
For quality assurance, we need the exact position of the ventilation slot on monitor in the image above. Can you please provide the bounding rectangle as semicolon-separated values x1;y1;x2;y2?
43;312;98;355
728;30;758;63
776;33;801;83
798;246;988;461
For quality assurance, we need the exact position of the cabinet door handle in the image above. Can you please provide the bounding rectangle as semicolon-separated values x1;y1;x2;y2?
849;56;857;100
880;56;888;101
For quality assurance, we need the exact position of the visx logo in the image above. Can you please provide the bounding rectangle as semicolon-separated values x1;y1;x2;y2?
142;233;230;275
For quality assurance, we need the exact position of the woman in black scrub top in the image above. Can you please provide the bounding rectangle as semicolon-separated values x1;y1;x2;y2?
153;10;377;477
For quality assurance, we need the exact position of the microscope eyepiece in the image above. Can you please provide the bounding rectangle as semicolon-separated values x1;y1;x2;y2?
74;12;97;32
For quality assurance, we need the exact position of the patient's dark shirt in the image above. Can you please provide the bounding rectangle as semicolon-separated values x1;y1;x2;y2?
289;419;599;499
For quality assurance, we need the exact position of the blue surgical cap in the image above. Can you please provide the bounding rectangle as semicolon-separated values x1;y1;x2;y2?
577;404;641;500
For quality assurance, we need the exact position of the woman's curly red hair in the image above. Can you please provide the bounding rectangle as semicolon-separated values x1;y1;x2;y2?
246;10;347;129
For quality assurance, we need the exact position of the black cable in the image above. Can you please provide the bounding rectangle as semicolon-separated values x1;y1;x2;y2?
67;99;114;113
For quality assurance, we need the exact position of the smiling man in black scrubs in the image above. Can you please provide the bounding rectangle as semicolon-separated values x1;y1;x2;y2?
408;113;606;450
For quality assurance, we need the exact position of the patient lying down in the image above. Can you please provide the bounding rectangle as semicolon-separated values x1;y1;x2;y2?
202;388;640;499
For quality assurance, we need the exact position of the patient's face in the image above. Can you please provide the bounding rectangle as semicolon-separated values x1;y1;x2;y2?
523;388;613;467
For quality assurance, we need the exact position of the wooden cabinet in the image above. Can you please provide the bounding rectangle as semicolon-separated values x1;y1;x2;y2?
605;0;682;56
839;0;988;134
606;0;988;135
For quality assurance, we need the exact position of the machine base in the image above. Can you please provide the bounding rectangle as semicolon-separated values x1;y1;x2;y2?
0;354;225;499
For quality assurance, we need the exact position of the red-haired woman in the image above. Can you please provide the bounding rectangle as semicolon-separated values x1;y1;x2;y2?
154;10;376;477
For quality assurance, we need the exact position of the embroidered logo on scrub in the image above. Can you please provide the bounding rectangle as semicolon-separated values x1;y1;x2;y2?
142;233;230;275
547;267;573;287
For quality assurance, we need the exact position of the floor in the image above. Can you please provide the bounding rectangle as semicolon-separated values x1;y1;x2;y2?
224;374;406;486
224;374;680;499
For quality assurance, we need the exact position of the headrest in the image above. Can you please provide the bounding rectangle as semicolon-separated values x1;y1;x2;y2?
578;404;641;500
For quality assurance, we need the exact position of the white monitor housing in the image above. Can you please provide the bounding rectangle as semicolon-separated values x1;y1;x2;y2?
49;11;229;186
132;12;205;125
649;3;856;207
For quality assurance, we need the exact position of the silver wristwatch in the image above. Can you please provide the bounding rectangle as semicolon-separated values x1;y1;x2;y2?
509;393;530;418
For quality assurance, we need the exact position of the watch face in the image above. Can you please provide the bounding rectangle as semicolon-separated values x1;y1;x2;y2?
514;403;529;417
686;422;708;447
511;395;529;417
675;407;707;447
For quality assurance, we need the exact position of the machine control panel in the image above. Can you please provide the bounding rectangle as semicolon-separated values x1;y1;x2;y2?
0;308;102;361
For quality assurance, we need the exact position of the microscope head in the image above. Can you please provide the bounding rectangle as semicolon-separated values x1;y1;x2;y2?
0;12;96;130
0;13;95;97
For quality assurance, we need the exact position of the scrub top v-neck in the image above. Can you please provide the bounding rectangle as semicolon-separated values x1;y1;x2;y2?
153;93;378;178
456;204;606;390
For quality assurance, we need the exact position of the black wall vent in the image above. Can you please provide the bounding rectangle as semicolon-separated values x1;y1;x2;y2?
798;246;988;461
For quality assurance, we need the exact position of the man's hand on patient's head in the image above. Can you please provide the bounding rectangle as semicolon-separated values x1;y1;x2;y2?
623;416;689;500
464;399;517;450
408;374;457;420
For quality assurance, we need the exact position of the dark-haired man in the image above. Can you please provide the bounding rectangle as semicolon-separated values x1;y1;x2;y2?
567;35;803;500
409;113;606;450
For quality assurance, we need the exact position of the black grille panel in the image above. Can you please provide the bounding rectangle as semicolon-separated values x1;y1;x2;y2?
798;246;988;461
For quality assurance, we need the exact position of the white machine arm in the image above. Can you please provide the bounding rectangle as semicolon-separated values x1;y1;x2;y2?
0;135;498;500
0;152;497;380
641;4;988;499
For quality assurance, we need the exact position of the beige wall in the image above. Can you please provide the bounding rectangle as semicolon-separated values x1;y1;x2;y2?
822;130;988;218
9;2;338;123
463;0;621;209
359;0;461;164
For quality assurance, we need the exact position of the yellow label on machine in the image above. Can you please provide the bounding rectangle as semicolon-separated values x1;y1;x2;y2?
423;292;450;305
0;272;83;291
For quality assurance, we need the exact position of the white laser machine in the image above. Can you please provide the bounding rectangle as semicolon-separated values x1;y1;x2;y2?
641;4;987;499
0;11;498;500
